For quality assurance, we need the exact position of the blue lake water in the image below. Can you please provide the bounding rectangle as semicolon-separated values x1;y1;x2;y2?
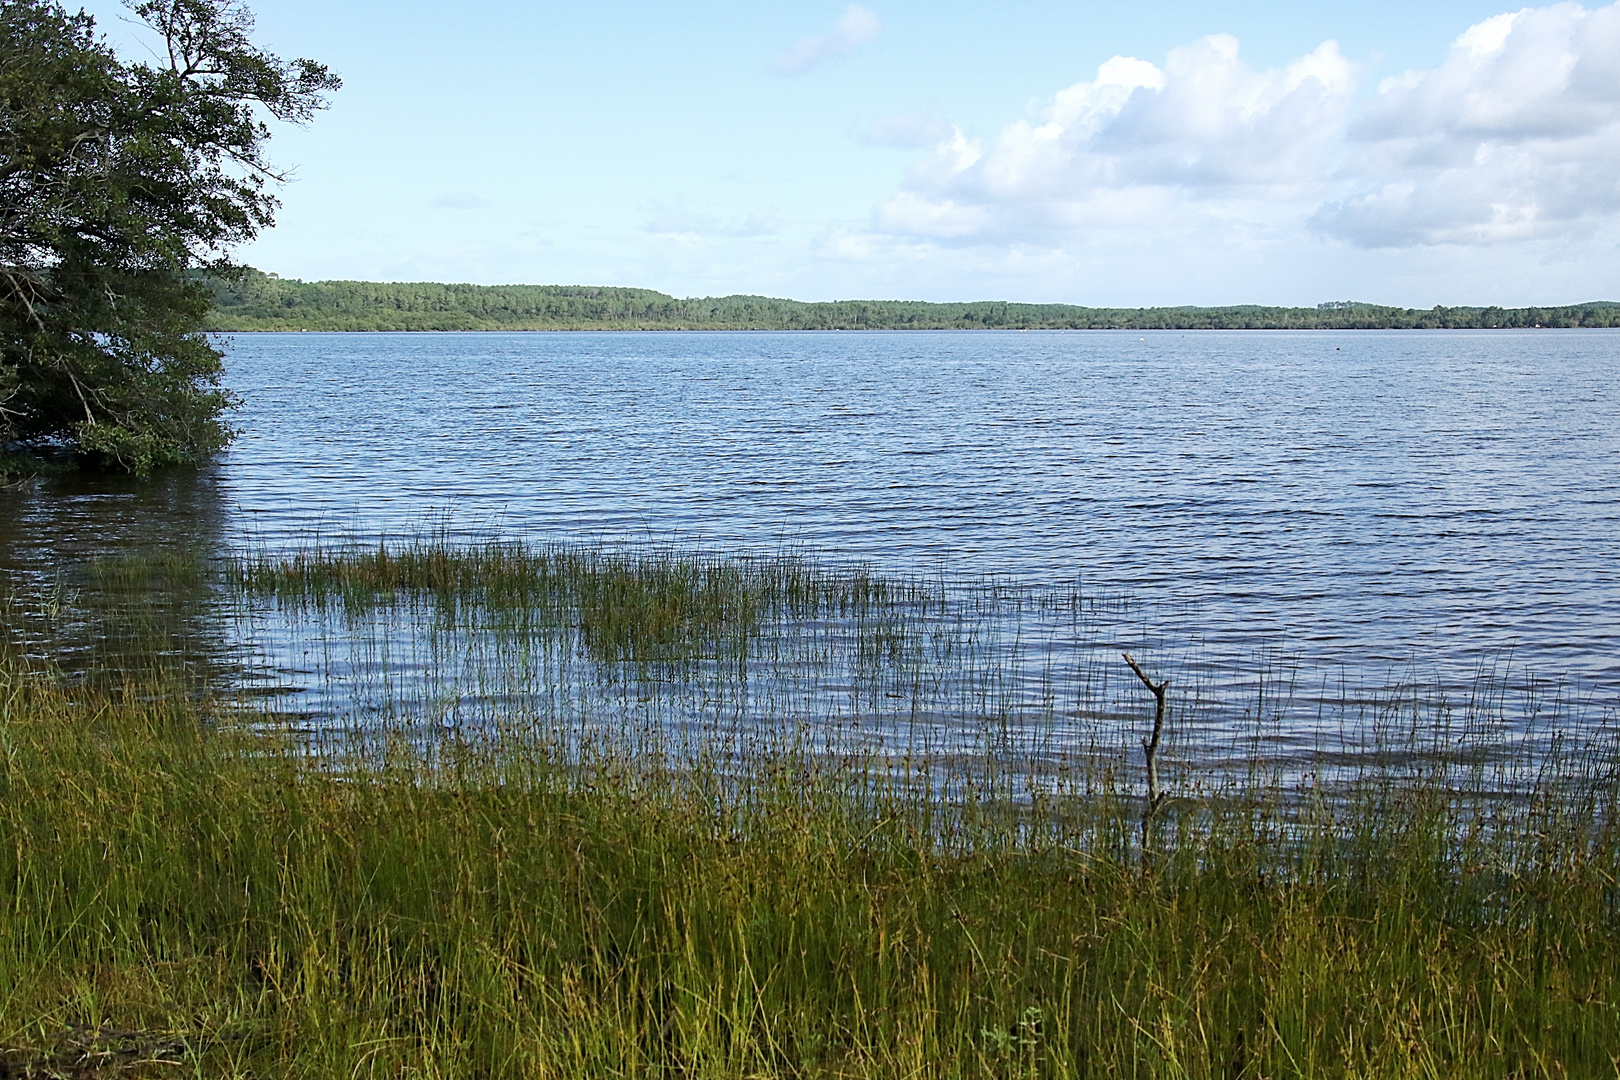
4;329;1618;765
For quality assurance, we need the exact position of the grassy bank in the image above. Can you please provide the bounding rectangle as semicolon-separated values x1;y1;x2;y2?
2;543;1618;1077
3;660;1618;1078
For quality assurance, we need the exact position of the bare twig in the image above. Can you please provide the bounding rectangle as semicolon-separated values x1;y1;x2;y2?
1122;652;1169;812
66;368;97;426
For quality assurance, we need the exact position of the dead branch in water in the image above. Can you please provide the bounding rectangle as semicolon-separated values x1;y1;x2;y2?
1122;652;1169;815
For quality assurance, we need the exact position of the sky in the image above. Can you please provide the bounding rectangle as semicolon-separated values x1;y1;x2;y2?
75;0;1620;306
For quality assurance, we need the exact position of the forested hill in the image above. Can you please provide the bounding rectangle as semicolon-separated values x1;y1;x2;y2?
201;271;1620;332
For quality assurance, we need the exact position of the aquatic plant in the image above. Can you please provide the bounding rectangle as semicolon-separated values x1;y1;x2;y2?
1;649;1616;1078
2;538;1616;1076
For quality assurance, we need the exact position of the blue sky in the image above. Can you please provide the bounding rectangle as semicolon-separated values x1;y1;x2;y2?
79;0;1620;305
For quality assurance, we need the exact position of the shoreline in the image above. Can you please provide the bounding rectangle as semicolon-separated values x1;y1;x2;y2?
203;271;1620;333
204;323;1620;333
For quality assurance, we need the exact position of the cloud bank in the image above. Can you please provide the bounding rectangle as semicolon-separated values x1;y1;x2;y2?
775;6;881;75
873;2;1620;254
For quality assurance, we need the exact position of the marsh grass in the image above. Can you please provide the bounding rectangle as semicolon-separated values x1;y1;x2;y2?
228;538;940;669
223;540;1603;796
2;540;1618;1077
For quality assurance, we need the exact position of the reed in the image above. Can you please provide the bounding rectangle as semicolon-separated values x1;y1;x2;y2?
227;538;935;667
1;541;1616;1078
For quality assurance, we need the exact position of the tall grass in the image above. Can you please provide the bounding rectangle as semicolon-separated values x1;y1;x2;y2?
223;539;1601;795
228;538;935;668
1;540;1617;1077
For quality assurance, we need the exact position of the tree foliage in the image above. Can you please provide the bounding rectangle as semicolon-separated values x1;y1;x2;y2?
204;271;1620;333
0;0;336;473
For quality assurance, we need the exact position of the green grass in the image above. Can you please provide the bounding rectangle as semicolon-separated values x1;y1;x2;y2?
226;538;932;668
1;541;1617;1078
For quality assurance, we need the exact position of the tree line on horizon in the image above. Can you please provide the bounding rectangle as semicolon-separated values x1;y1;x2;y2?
204;270;1620;332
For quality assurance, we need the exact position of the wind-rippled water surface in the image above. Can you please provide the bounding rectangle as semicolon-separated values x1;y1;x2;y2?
4;329;1617;767
228;331;1618;668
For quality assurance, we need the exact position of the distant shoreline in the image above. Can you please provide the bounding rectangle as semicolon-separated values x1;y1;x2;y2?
202;271;1620;333
211;325;1620;333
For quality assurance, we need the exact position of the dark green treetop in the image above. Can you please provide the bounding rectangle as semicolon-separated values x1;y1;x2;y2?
203;272;1620;332
0;0;337;473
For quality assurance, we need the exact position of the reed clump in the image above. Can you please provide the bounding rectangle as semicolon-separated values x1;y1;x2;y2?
228;539;931;667
2;647;1618;1079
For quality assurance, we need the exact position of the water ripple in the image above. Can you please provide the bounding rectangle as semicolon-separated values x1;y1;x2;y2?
4;329;1616;748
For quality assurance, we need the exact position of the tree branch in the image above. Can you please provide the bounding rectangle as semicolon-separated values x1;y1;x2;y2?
1122;652;1169;813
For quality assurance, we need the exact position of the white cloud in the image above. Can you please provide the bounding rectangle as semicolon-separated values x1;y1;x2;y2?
1316;1;1620;245
871;2;1620;253
774;6;880;75
873;191;993;237
873;34;1356;246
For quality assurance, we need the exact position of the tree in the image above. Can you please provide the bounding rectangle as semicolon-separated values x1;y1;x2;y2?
0;0;337;473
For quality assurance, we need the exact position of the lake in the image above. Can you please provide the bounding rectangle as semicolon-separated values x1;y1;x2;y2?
4;329;1617;769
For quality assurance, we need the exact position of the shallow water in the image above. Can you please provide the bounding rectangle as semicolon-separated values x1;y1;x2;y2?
3;329;1617;766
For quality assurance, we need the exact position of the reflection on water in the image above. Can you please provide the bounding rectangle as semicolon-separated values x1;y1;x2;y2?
2;330;1617;781
0;467;238;687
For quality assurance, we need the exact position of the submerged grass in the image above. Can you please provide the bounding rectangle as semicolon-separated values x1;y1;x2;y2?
228;538;938;668
2;540;1618;1077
